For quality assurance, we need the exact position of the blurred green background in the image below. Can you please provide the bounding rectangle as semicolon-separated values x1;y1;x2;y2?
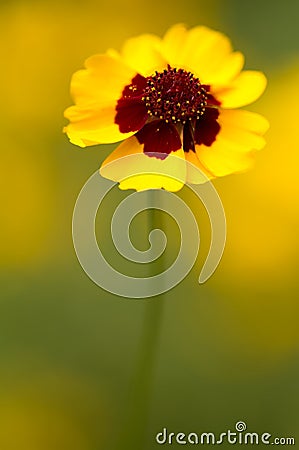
1;0;299;449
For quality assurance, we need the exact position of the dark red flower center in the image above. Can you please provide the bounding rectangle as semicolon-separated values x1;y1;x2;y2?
115;65;221;159
142;66;208;124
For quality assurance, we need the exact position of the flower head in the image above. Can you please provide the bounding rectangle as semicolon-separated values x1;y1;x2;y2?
64;24;269;191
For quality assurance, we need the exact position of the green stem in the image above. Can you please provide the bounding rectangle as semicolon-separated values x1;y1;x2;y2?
117;190;164;450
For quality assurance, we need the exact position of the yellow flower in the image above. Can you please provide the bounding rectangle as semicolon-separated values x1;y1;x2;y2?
64;24;269;191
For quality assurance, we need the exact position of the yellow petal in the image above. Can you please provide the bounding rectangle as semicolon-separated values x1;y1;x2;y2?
219;109;270;134
161;24;244;86
195;109;269;177
181;26;232;64
64;54;138;146
199;51;244;87
120;34;166;77
161;24;188;68
184;150;215;184
218;109;269;150
63;104;134;147
70;53;136;105
100;136;186;191
212;71;267;108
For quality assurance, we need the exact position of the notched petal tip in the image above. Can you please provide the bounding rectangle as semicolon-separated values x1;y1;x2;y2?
63;126;87;148
100;137;186;192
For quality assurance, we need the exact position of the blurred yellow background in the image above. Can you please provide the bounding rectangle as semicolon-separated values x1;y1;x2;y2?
1;0;298;449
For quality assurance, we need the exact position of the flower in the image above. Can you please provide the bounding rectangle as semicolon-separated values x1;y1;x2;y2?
64;24;269;191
